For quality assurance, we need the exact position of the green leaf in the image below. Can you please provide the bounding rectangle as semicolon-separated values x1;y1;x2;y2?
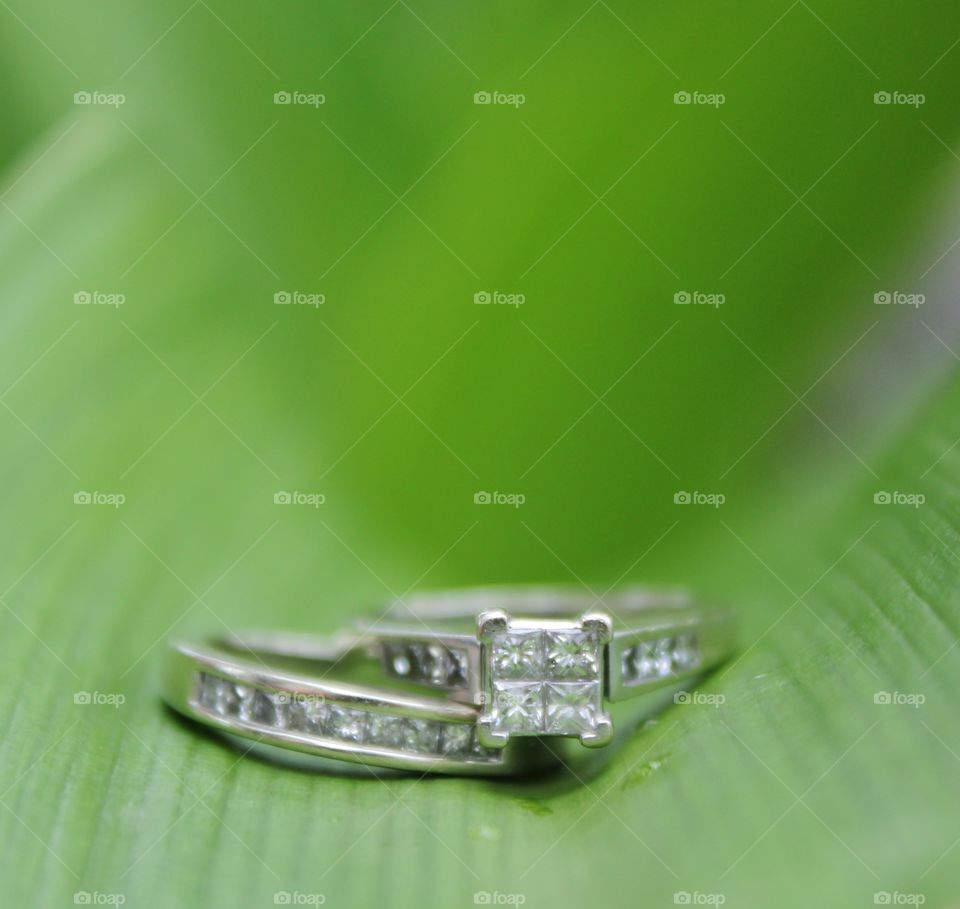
2;2;960;907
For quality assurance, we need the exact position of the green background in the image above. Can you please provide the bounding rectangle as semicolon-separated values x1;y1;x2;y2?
2;1;960;906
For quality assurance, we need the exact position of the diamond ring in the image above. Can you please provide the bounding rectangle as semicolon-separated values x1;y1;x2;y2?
359;586;735;749
163;635;544;775
163;586;733;774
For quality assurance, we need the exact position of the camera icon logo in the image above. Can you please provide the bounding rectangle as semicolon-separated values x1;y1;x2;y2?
874;291;891;305
873;491;891;505
73;691;92;705
673;91;691;105
474;91;492;105
274;491;292;505
74;91;92;105
474;491;491;505
74;491;92;505
74;291;92;305
673;491;691;505
274;91;292;105
873;91;892;105
674;291;691;304
274;291;291;305
474;291;491;304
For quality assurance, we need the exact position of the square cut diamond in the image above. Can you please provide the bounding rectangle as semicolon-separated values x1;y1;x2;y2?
483;617;606;740
326;705;367;743
544;631;599;679
544;682;601;734
402;719;440;754
440;724;474;756
366;713;405;749
490;631;542;679
491;681;544;732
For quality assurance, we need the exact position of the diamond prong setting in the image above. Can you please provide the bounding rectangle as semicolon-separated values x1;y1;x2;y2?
477;609;510;642
580;611;614;644
480;612;610;746
579;716;614;748
477;716;510;749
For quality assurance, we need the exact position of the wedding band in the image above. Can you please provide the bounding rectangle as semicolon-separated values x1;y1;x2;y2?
357;586;735;749
163;636;541;775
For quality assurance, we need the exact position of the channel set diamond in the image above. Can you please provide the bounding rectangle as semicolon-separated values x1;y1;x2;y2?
382;641;469;687
620;633;700;686
193;673;498;762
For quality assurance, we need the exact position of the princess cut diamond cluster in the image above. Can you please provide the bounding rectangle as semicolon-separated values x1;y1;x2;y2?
478;613;612;746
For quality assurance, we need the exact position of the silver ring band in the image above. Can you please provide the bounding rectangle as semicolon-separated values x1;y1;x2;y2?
163;637;539;775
